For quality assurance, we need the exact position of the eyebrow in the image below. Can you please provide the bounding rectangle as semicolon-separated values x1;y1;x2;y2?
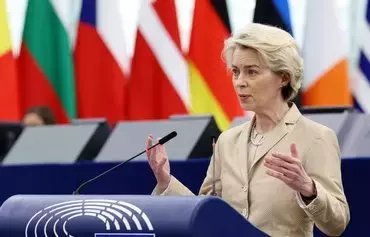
232;64;260;69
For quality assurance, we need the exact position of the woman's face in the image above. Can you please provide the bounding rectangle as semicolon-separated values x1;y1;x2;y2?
231;47;286;113
22;113;44;126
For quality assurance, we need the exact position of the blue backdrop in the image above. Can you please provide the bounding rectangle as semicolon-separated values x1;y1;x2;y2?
0;158;368;236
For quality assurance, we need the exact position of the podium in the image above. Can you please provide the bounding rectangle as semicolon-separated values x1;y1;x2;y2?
0;195;267;237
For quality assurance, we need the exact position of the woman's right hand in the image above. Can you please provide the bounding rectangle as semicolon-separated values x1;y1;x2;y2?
146;134;171;192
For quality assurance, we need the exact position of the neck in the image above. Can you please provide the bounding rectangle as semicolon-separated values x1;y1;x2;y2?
254;101;290;133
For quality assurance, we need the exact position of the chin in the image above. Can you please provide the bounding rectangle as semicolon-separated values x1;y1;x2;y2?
240;102;256;112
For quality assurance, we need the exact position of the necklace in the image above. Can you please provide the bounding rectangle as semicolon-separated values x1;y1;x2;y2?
250;123;265;146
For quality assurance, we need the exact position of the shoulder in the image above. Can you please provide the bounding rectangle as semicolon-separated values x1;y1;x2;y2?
297;115;339;145
217;120;250;143
291;115;341;162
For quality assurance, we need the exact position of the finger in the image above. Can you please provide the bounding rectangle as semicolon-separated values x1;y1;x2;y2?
290;143;298;158
148;147;158;168
272;152;301;164
264;161;297;179
156;140;165;161
265;156;300;174
266;168;294;184
155;150;168;173
146;134;152;149
146;134;153;157
161;143;168;156
157;144;167;162
158;156;167;169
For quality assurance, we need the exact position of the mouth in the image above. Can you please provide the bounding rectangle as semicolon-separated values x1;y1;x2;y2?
238;94;249;99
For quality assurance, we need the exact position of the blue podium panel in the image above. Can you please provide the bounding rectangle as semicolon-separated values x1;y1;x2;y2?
0;195;267;237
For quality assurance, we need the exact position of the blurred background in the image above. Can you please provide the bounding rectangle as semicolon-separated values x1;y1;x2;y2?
0;0;370;235
1;0;369;127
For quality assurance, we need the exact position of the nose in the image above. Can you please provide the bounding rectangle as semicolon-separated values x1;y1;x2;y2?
235;75;247;88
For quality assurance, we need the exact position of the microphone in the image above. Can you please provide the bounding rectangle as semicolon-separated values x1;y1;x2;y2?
72;131;177;195
158;131;177;144
210;136;217;196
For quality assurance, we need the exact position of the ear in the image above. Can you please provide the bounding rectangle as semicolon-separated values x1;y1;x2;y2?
280;73;290;88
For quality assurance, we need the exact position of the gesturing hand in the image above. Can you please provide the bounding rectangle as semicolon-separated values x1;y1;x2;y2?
146;134;171;192
263;144;316;198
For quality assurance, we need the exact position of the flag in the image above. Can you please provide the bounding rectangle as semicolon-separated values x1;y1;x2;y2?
127;0;189;120
189;0;243;131
0;0;20;121
352;0;370;112
302;0;352;106
74;0;128;123
253;0;292;33
253;0;301;108
18;0;77;123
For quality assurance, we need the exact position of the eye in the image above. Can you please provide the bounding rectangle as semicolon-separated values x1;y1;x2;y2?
247;69;258;76
232;68;240;78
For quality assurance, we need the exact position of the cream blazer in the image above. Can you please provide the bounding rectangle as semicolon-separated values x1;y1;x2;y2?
153;104;350;237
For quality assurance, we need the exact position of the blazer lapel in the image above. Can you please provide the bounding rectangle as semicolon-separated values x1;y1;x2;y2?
237;120;253;183
249;103;302;173
250;122;289;171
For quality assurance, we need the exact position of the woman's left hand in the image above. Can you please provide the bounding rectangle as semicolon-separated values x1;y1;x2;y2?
263;143;316;198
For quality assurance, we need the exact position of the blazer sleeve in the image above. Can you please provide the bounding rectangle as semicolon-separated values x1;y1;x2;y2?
296;128;350;236
152;134;223;197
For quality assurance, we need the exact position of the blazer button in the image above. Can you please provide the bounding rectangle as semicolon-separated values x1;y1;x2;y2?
242;186;248;192
242;208;247;216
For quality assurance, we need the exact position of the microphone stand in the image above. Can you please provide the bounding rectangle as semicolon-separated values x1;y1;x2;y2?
211;136;217;196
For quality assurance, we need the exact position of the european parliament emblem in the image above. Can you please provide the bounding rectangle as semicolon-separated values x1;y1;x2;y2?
25;199;155;237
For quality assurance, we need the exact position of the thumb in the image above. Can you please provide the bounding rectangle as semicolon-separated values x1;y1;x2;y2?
290;143;298;158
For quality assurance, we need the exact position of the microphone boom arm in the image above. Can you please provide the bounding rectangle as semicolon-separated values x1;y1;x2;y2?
73;131;177;195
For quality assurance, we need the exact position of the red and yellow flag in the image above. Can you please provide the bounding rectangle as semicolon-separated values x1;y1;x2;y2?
188;0;243;131
0;0;20;121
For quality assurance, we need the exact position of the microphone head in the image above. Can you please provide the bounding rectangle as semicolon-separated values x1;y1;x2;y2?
158;131;177;144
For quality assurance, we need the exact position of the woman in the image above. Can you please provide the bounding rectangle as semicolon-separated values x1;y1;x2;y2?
22;106;56;126
146;23;349;236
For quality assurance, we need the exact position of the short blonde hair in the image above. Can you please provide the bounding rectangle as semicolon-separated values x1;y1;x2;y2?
222;23;303;102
